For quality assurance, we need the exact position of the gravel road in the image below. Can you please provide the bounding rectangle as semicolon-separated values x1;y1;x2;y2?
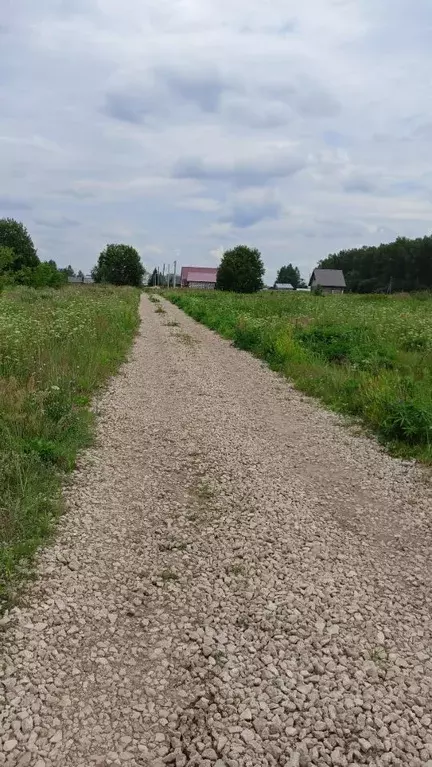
1;295;432;767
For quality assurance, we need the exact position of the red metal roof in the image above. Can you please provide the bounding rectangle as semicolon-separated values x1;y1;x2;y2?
181;266;217;283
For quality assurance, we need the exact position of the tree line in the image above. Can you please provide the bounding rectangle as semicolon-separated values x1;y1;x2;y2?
4;215;432;294
319;235;432;293
0;219;145;290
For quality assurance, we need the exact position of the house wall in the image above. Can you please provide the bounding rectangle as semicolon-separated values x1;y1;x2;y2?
311;279;344;295
187;281;216;290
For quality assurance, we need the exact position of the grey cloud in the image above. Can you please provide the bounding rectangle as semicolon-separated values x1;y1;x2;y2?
104;66;236;125
58;188;96;200
157;66;232;113
223;98;292;129
104;87;165;125
412;122;432;140
265;80;340;119
297;89;340;118
240;19;297;35
0;196;32;212
297;217;368;240
173;153;305;186
104;64;338;131
34;217;81;229
221;199;282;228
343;176;377;194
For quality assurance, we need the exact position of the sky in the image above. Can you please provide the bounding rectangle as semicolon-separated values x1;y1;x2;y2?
1;0;432;284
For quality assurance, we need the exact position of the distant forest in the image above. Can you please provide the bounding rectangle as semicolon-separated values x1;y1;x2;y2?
319;235;432;293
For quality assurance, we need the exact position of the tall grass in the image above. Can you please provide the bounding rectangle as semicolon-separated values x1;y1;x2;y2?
166;290;432;462
0;285;140;606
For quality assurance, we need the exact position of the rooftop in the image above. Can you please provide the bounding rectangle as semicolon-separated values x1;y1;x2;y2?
310;269;346;288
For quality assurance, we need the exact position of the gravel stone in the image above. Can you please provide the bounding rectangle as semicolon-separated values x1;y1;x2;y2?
0;295;432;766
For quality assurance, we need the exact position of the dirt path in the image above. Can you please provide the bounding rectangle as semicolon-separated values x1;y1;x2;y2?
1;295;432;767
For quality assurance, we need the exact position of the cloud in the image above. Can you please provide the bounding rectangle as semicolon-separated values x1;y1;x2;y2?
1;0;432;279
0;196;33;213
158;65;234;113
220;188;283;228
176;197;221;212
173;149;305;186
103;65;237;125
222;97;292;129
33;216;80;228
343;176;377;194
265;78;340;119
104;88;161;125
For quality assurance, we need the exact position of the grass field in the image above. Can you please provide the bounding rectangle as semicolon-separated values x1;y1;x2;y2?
166;290;432;462
0;285;140;606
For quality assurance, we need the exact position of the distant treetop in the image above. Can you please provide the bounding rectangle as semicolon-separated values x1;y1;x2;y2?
319;234;432;293
0;218;39;271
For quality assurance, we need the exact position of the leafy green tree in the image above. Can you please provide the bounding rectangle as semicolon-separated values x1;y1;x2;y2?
216;245;264;293
0;218;39;270
59;264;75;278
92;244;145;287
0;246;15;273
77;270;85;280
276;264;306;289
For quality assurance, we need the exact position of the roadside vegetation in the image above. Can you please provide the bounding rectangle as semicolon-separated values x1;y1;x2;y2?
0;285;140;606
166;290;432;462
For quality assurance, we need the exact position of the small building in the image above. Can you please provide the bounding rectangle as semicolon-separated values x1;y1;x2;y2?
309;268;346;295
180;266;218;290
274;283;294;291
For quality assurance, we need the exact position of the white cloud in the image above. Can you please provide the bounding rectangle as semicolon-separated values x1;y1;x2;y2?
1;0;432;276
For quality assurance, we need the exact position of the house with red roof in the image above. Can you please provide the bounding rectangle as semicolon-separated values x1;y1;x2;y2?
180;266;218;290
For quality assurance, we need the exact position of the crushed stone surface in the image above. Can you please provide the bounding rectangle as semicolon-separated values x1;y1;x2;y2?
1;294;432;767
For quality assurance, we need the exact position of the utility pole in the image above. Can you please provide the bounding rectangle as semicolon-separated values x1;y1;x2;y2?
167;264;171;289
173;260;177;289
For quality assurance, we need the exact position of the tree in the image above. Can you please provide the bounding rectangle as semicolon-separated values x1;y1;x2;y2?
77;270;85;280
59;264;75;278
0;246;15;273
216;245;264;293
0;218;39;271
276;264;306;289
149;268;159;287
319;234;432;293
92;244;145;287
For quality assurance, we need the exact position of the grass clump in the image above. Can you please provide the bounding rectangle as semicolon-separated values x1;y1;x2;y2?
173;331;198;347
195;480;215;500
160;568;179;582
0;285;140;607
165;290;432;462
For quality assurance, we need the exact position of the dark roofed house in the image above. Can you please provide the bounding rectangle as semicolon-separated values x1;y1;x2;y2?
309;268;346;295
181;266;218;290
